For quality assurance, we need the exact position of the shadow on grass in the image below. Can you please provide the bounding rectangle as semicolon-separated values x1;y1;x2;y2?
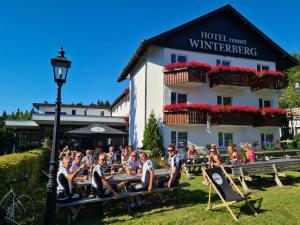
243;173;300;191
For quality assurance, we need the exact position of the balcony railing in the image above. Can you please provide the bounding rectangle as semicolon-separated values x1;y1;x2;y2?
164;68;206;85
251;76;287;92
164;109;207;125
253;114;286;127
210;111;254;126
209;73;254;88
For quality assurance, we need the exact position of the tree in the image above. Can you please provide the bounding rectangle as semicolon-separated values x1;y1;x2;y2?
142;111;163;157
279;85;300;108
105;100;110;107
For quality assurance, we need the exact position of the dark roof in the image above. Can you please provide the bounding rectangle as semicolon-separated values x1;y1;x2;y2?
33;103;110;110
117;4;297;82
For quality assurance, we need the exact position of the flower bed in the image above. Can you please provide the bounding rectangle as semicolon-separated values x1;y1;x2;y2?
208;65;256;76
251;70;286;91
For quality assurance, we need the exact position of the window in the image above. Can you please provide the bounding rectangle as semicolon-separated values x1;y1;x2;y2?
178;94;187;103
100;111;104;116
171;131;177;145
261;133;273;147
84;109;87;116
259;98;272;108
170;131;188;147
171;53;187;63
218;132;233;147
217;96;232;106
216;59;230;66
170;92;187;104
257;64;269;72
72;110;76;115
178;132;188;146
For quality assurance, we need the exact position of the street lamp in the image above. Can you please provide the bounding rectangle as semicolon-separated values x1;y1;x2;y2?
44;47;71;225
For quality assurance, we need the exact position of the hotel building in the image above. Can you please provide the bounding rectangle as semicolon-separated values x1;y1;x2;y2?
117;5;297;150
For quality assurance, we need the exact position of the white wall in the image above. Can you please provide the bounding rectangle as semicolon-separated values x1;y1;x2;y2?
129;60;146;148
112;97;130;117
38;106;110;116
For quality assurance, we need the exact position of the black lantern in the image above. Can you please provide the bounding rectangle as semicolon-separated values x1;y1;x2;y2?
44;47;71;225
51;47;71;83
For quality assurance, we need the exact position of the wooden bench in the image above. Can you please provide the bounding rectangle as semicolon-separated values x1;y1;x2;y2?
182;163;203;179
56;182;190;224
223;158;300;191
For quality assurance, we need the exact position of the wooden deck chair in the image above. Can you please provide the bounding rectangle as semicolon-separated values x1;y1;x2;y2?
203;166;257;221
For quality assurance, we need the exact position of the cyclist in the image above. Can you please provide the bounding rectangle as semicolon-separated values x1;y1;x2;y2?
57;156;86;202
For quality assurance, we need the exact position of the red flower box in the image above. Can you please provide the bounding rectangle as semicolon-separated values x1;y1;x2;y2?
164;103;211;112
208;65;256;76
164;61;211;71
256;70;285;78
211;105;259;114
260;107;287;116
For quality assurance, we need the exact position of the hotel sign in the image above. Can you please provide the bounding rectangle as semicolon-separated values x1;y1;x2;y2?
189;31;257;56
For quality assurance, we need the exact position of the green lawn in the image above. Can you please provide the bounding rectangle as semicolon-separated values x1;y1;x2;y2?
36;171;300;225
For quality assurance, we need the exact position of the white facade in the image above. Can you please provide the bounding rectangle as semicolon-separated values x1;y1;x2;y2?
37;105;111;117
111;95;130;117
128;46;281;149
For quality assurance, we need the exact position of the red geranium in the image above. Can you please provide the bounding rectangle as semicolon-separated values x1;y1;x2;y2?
208;65;256;76
260;107;287;115
164;61;211;71
211;105;259;114
256;70;285;78
164;103;211;111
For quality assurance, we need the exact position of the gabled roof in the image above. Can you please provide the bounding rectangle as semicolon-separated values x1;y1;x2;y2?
117;4;297;82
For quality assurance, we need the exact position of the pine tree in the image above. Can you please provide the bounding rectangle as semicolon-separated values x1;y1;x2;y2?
105;100;110;107
142;111;163;157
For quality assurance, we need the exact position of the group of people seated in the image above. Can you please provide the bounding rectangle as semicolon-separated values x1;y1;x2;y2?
56;144;182;204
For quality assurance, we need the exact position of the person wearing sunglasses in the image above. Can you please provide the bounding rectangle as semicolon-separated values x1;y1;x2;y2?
166;144;182;188
91;153;120;199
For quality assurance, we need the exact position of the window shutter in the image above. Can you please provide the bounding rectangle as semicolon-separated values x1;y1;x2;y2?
171;92;177;104
259;98;263;108
257;64;261;72
217;96;222;105
171;54;176;63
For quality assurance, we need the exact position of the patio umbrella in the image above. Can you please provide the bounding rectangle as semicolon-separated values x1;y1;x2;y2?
66;124;126;137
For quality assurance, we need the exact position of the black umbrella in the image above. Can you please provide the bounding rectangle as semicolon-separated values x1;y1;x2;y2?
66;124;126;137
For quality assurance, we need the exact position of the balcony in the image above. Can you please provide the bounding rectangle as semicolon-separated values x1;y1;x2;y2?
163;61;210;87
208;65;256;88
251;72;286;92
253;113;287;127
164;68;206;86
210;111;254;126
164;108;207;125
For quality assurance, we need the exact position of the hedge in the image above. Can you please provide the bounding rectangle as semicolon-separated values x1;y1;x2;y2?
0;149;49;194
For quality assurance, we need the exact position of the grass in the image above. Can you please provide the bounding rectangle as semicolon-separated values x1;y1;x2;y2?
31;171;300;225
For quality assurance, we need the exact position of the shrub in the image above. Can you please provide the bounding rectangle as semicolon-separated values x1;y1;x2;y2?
0;149;49;194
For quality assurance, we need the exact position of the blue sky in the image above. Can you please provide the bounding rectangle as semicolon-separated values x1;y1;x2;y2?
0;0;299;114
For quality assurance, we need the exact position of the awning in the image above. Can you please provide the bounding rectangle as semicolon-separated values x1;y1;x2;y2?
66;124;126;137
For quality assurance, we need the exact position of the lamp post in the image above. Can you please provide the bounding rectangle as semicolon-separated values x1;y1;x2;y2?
44;47;71;225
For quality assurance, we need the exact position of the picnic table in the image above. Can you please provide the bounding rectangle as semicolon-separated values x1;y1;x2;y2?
75;168;169;187
222;158;300;190
181;156;207;179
